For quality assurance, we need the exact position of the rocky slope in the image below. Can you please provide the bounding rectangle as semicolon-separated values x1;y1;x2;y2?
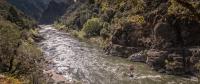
55;0;200;76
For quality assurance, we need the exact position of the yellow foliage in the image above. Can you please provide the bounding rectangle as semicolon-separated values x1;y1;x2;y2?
168;0;190;15
128;15;145;25
77;31;87;39
0;75;22;84
101;2;109;12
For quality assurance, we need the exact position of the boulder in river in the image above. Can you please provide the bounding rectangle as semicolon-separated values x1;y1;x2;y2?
128;51;147;62
107;44;141;57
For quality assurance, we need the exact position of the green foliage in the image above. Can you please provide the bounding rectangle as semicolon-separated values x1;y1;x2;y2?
81;18;103;37
101;9;115;22
0;1;41;75
16;41;42;74
101;2;109;12
61;4;93;30
54;22;67;31
7;6;36;29
0;2;36;29
100;22;110;39
78;10;92;27
0;1;44;83
0;21;20;51
0;20;20;72
0;20;42;74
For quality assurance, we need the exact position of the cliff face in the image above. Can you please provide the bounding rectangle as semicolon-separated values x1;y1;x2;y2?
56;0;200;75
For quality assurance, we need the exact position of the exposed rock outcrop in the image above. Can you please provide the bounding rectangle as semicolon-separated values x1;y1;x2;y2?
146;49;168;70
128;48;200;75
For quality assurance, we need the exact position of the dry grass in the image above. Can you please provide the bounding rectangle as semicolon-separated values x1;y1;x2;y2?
0;75;22;84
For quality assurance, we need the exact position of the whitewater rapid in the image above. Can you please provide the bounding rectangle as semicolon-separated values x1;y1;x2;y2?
38;25;199;84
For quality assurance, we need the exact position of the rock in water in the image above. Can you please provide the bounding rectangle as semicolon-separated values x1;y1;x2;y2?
128;51;146;62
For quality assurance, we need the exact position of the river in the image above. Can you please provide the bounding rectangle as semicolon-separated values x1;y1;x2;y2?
38;25;199;84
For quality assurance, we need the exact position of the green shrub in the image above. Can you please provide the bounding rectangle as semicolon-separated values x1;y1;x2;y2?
100;22;110;39
0;20;42;75
0;20;21;72
16;41;42;74
101;9;115;22
101;2;109;12
76;10;92;29
0;2;43;83
81;18;103;37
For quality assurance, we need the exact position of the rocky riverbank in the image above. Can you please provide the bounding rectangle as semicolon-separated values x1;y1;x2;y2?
129;48;200;76
55;0;200;76
39;25;199;84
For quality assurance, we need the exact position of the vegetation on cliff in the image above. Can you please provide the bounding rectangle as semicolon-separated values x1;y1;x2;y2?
55;0;200;76
8;0;75;24
0;0;44;83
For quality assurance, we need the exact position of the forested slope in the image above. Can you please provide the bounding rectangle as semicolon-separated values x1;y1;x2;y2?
8;0;75;24
56;0;200;76
0;0;44;83
7;0;51;21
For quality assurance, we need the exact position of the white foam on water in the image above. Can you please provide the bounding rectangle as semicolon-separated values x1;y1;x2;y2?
136;75;161;79
38;25;199;84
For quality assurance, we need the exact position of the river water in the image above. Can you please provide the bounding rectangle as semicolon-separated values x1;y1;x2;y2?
38;25;199;84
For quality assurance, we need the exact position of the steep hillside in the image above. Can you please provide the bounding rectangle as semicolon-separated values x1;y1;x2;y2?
56;0;200;76
8;0;75;24
40;0;74;24
7;0;50;20
0;0;44;83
